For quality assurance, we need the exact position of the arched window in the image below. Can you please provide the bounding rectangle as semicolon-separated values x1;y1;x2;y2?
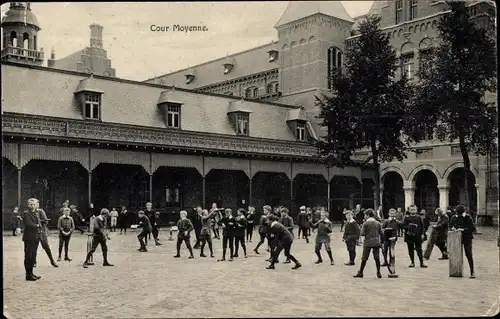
23;32;29;50
327;46;342;90
245;87;259;98
2;33;7;49
10;31;17;47
266;82;279;94
253;87;258;97
245;88;252;98
33;35;37;50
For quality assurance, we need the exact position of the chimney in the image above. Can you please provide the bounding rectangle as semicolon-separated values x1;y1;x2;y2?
50;47;55;60
89;23;103;49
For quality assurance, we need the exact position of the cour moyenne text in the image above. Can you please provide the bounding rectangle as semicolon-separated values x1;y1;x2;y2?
150;25;208;33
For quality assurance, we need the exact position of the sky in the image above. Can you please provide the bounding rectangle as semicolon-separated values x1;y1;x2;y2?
1;1;373;81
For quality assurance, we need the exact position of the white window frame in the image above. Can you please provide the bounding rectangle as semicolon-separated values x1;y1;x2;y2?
166;103;181;129
395;0;403;24
401;54;414;80
409;0;418;21
296;122;306;141
236;113;249;136
83;93;100;120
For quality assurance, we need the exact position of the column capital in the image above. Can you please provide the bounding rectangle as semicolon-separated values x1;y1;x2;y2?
474;183;480;188
403;181;415;189
437;184;449;190
403;185;415;191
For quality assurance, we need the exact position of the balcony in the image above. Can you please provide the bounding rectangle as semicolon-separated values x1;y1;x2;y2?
1;46;44;61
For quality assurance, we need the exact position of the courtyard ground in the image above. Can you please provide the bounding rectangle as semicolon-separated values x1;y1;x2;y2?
3;226;499;318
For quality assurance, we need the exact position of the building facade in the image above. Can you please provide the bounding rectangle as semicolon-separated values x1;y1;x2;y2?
1;1;497;225
144;0;498;223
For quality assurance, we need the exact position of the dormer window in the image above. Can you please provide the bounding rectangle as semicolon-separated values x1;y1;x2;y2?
185;69;197;84
74;74;104;121
185;74;195;84
236;113;249;135
227;99;252;136
166;103;181;128
83;93;100;120
296;122;306;141
223;63;233;74
268;50;278;62
157;88;183;129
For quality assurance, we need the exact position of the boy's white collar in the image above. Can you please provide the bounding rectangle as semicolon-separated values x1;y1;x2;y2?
271;221;277;227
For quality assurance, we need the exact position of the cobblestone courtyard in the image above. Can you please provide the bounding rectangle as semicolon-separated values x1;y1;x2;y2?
3;226;499;318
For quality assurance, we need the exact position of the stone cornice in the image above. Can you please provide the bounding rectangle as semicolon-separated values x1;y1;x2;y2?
2;113;320;159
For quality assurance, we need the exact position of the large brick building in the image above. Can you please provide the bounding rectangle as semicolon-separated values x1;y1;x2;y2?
1;1;497;225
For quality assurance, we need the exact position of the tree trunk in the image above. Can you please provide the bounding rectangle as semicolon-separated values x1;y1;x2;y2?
458;134;472;213
371;140;381;210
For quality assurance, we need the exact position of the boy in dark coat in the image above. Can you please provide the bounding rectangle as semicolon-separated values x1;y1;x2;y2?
265;214;301;270
311;209;334;265
234;209;248;258
218;208;236;261
381;208;402;267
432;208;449;260
297;206;310;242
403;205;427;268
450;205;475;278
254;205;271;254
353;209;383;278
342;211;360;266
137;210;152;252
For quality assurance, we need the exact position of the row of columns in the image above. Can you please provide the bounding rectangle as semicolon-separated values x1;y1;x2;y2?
16;168;317;210
399;181;482;212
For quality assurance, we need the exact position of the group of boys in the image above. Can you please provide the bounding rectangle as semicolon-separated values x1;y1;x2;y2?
22;199;477;280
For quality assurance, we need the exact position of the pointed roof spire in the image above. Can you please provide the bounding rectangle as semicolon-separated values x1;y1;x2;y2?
275;1;353;28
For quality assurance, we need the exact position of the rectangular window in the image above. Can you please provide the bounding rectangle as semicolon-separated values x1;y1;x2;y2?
83;93;100;120
419;49;432;71
236;113;249;136
415;125;434;141
245;89;252;98
395;0;403;24
409;0;418;21
166;104;180;129
296;122;306;141
401;54;414;80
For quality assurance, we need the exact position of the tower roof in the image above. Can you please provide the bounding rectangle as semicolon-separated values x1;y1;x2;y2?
275;1;353;28
1;2;40;30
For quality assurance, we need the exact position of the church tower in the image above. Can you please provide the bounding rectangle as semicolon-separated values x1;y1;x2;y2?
1;2;44;65
275;1;354;114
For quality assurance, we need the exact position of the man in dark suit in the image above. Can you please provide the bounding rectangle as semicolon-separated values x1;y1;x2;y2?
23;198;42;281
353;209;384;278
265;213;301;270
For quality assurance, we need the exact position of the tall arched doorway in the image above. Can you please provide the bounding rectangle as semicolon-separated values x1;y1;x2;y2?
382;172;404;217
448;168;477;213
414;170;439;214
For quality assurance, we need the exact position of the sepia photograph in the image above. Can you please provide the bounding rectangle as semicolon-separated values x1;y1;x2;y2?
1;1;499;318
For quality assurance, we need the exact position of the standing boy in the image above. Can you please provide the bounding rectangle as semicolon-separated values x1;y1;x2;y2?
23;198;42;281
200;209;217;258
450;205;476;278
311;210;334;265
403;205;428;268
234;209;248;258
174;210;195;259
57;207;75;262
253;205;271;254
432;208;449;260
245;206;256;243
353;209;383;278
342;211;360;266
381;208;401;267
218;208;236;262
137;210;152;252
83;209;114;268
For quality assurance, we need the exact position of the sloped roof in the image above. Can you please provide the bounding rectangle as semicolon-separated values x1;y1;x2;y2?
275;1;353;28
2;63;300;142
144;42;278;89
367;1;388;17
50;49;86;72
75;74;104;93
